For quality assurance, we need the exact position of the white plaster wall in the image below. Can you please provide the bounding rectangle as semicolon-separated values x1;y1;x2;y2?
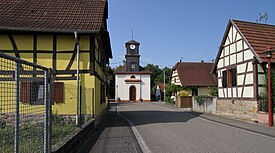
237;63;246;73
237;74;244;86
198;87;209;95
115;74;151;101
218;89;224;97
243;86;254;97
237;52;243;63
141;75;151;100
245;73;253;84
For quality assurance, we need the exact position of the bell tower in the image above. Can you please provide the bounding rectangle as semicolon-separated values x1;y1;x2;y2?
125;40;140;71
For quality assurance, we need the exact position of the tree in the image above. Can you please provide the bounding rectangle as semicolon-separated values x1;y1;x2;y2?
106;66;115;99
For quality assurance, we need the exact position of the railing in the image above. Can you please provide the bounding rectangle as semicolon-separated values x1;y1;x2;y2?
0;52;52;153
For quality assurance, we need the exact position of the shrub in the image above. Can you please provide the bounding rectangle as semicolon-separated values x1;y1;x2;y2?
208;87;218;96
165;96;175;105
177;90;190;97
195;95;209;106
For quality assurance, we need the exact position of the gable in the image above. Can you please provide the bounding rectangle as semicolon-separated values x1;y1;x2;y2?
212;19;261;74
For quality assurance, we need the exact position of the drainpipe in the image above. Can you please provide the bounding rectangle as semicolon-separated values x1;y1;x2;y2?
74;31;80;126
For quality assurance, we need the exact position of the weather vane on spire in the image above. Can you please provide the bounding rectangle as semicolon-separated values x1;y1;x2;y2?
131;25;134;40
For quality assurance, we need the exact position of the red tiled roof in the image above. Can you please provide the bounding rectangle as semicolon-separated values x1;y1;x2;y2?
173;62;217;87
0;0;107;32
233;20;275;62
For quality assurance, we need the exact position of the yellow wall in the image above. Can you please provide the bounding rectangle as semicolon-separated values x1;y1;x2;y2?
0;34;107;117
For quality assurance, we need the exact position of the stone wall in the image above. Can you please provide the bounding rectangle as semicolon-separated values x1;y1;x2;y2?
193;97;217;114
216;99;258;121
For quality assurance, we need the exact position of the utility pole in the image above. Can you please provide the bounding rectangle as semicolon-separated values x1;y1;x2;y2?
164;70;165;102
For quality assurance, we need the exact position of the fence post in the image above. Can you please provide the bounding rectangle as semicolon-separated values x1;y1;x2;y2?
45;69;52;153
14;62;20;153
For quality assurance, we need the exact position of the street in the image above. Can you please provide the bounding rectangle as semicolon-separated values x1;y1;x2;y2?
117;102;275;153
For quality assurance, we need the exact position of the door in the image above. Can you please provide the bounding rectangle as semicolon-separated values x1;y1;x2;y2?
129;86;136;101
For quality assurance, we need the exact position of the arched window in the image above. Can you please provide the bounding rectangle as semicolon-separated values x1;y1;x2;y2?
130;75;135;79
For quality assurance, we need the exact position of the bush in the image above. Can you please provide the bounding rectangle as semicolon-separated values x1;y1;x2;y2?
165;96;175;105
208;87;218;96
195;95;209;106
177;90;190;97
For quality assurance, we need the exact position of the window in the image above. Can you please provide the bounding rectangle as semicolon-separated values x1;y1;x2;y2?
20;81;44;105
130;75;136;79
131;64;136;69
222;68;237;88
222;70;227;87
174;78;176;83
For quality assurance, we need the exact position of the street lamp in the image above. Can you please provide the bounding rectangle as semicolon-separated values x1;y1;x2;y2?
265;46;274;127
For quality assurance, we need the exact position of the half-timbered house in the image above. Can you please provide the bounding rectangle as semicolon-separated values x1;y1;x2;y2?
171;61;217;96
212;19;275;121
0;0;112;120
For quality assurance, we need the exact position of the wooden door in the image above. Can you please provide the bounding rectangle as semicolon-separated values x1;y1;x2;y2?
129;86;136;101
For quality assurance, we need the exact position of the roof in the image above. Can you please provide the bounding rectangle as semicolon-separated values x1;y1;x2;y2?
172;62;217;87
114;66;151;75
126;40;140;45
232;20;275;63
0;0;107;33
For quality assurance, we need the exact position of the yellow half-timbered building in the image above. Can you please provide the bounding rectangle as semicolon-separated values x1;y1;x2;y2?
0;0;112;120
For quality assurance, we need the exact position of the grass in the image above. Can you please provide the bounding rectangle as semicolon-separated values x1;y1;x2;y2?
0;115;77;153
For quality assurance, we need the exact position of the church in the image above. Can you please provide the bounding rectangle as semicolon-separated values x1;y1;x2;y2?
114;39;151;102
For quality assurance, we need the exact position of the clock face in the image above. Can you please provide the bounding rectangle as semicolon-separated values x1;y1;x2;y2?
130;44;136;50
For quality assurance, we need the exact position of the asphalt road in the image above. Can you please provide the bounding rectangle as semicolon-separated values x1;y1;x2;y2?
118;102;275;153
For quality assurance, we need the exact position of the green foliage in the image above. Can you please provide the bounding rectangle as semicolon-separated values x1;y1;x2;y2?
208;87;218;96
165;83;183;97
144;64;171;101
106;66;115;99
195;95;209;106
165;96;175;105
51;115;76;145
177;90;190;97
259;71;275;112
0;119;6;129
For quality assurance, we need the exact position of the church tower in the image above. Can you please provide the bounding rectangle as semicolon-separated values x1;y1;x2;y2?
114;38;151;102
125;40;140;72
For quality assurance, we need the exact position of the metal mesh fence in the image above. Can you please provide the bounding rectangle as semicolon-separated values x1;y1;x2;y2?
0;53;51;153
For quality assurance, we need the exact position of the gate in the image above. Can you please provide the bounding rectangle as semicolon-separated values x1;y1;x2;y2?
0;52;52;153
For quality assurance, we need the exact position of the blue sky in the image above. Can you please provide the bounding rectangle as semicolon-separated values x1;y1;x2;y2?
108;0;275;68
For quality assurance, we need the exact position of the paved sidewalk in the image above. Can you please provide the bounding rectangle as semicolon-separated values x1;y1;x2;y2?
152;101;275;139
76;103;141;153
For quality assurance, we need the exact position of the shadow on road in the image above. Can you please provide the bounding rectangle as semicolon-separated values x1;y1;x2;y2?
116;102;202;126
76;103;142;153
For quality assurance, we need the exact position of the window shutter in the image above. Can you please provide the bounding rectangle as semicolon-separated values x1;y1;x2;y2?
54;82;64;102
20;81;31;103
222;70;227;88
232;68;237;87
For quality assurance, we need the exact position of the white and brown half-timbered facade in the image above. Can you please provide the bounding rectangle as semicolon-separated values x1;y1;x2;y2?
212;19;275;121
